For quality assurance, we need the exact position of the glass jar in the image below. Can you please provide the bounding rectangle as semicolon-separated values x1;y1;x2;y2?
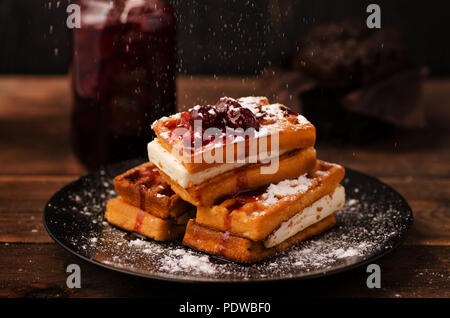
70;0;176;169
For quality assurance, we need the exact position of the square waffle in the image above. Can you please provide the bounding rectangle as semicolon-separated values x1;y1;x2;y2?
150;96;316;175
182;214;337;263
113;162;192;219
157;147;317;206
105;163;195;241
194;161;345;242
105;198;191;241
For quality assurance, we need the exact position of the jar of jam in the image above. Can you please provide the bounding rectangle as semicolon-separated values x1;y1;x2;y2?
70;0;176;169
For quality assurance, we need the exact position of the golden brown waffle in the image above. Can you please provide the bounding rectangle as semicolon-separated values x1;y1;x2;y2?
151;96;316;173
158;147;317;206
113;162;192;219
105;198;193;241
195;161;345;241
182;214;336;263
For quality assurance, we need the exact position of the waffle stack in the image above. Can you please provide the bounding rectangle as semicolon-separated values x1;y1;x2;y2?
151;96;345;262
105;96;345;263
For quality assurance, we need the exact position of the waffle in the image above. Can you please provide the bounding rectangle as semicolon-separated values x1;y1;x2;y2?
195;161;345;241
105;198;192;241
182;214;336;263
182;161;345;263
113;162;192;219
150;96;316;174
157;147;317;206
106;163;194;241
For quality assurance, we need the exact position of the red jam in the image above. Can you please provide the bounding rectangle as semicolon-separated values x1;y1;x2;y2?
226;195;259;213
133;209;146;231
70;0;176;169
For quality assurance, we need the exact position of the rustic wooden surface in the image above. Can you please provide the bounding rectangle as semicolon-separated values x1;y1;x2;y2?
0;75;449;298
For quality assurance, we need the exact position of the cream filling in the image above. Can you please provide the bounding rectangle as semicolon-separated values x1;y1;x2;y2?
264;185;345;248
148;139;286;188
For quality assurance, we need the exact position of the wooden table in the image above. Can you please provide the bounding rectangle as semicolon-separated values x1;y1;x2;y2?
0;75;449;298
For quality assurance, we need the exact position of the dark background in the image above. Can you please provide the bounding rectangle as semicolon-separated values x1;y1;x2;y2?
1;0;449;76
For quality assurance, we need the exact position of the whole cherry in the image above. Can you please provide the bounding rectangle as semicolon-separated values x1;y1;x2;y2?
188;105;221;130
215;97;259;130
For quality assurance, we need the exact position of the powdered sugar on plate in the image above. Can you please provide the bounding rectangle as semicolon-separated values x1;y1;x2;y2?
44;160;413;282
159;249;217;274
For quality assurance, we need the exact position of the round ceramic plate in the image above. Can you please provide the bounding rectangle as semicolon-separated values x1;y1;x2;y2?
43;159;413;283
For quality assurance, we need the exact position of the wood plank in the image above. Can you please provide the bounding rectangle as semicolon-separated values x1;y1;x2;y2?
319;149;450;179
0;210;53;243
0;176;77;243
0;176;448;245
1;76;450;177
0;76;84;175
0;124;84;175
0;76;449;298
0;76;261;175
0;243;448;298
405;201;450;246
1;201;448;245
380;177;450;202
1;175;447;208
0;175;442;205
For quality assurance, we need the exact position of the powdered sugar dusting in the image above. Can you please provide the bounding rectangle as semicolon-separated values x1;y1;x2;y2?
155;96;309;132
45;161;412;282
261;174;312;206
160;249;217;274
315;170;330;176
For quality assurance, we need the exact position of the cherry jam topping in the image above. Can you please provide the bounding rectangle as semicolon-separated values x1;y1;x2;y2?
215;98;259;130
227;107;259;130
164;111;190;130
215;97;242;114
188;105;222;130
226;197;255;213
226;186;267;212
185;98;260;133
163;98;268;153
280;105;299;116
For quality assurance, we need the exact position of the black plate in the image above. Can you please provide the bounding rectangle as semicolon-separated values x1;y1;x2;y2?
43;159;413;283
